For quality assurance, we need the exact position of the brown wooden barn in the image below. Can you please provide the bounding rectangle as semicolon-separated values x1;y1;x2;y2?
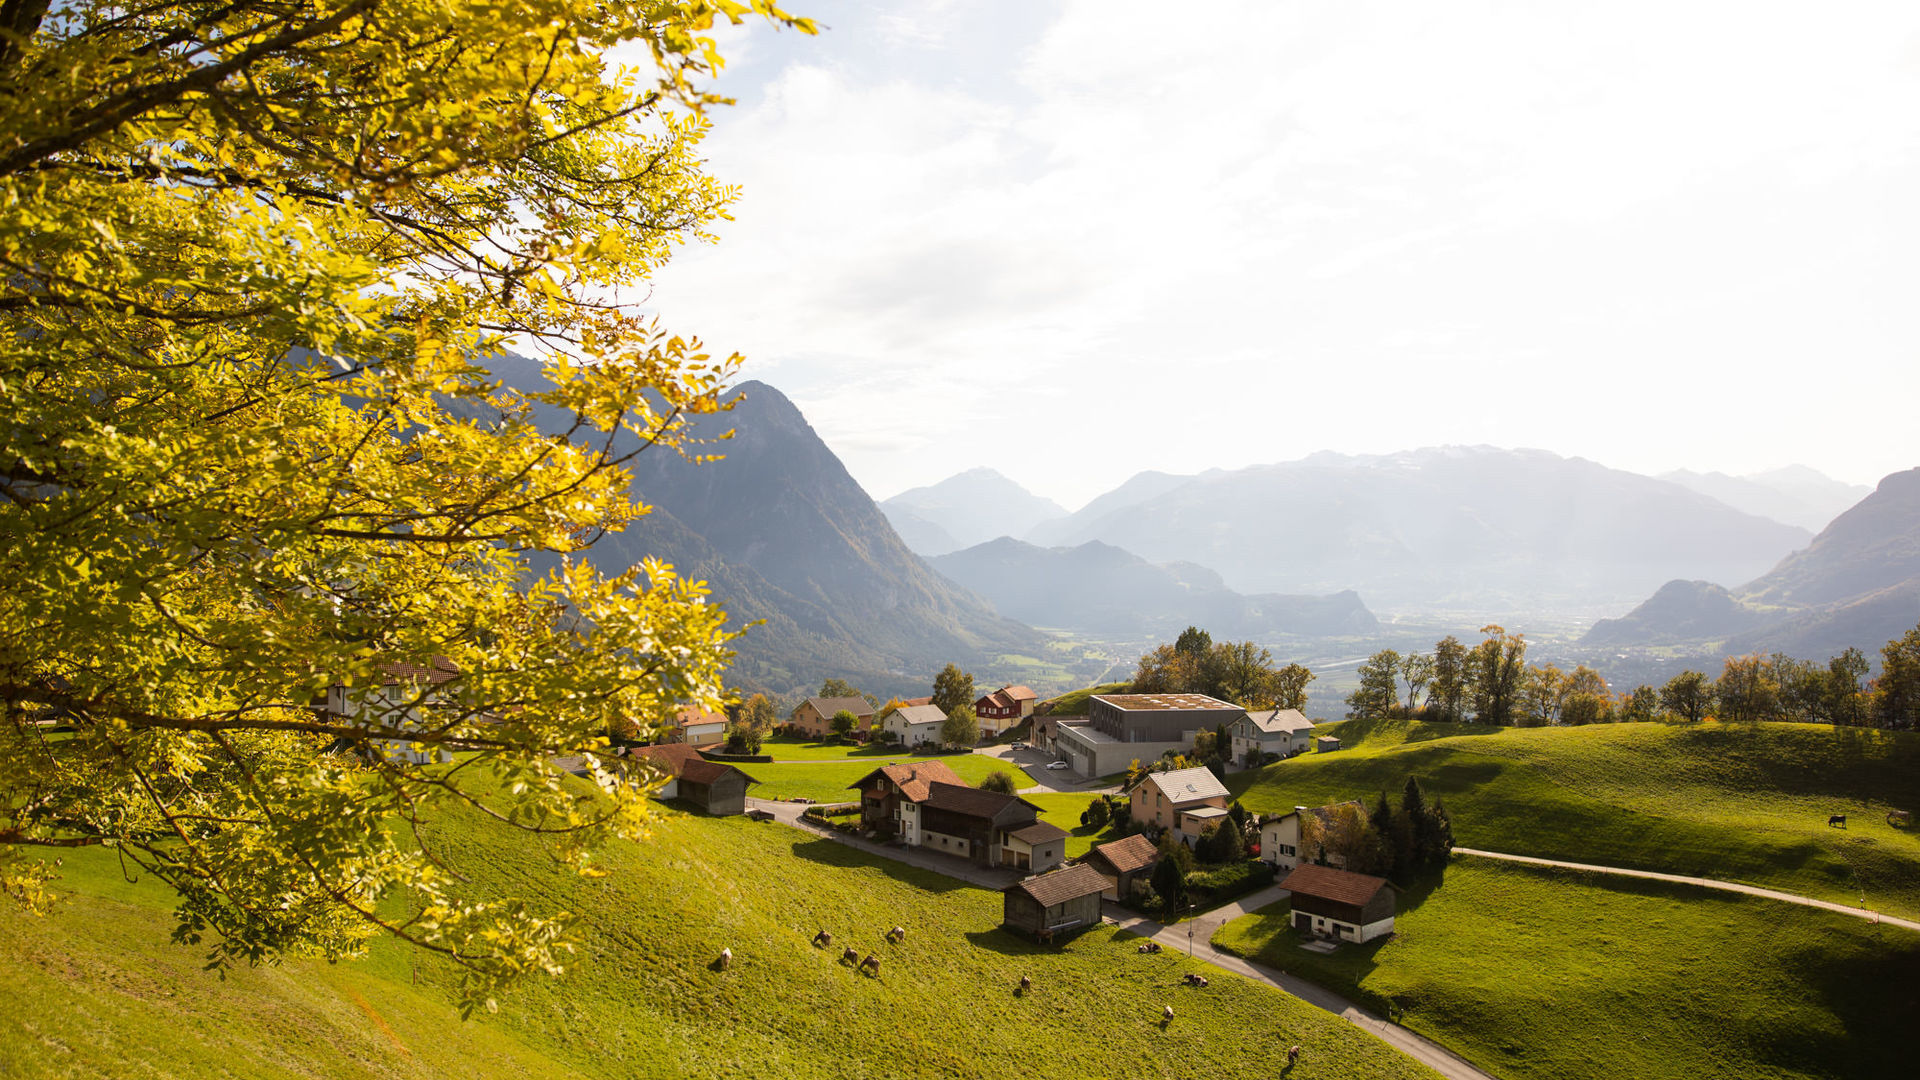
1084;832;1160;901
629;743;760;816
1002;863;1107;942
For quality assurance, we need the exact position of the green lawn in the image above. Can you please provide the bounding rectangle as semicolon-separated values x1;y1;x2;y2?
1213;857;1920;1080
2;801;1443;1080
745;754;1036;803
759;734;920;761
1228;719;1920;919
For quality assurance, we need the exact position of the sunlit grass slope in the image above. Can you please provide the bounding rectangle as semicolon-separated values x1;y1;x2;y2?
744;754;1032;802
1214;858;1920;1080
1228;719;1920;918
3;802;1444;1080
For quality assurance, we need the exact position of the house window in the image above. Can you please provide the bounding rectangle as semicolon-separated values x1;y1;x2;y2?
1278;844;1296;857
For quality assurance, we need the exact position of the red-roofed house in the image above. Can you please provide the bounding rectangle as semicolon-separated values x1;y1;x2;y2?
1278;863;1397;942
972;685;1038;736
629;743;761;816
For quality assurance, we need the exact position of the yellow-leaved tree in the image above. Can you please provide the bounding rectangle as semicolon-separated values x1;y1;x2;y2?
0;0;812;1013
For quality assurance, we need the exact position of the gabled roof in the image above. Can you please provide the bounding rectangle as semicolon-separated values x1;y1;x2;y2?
921;781;1040;819
1144;766;1229;804
675;705;729;729
977;684;1038;709
1006;863;1108;906
1240;708;1315;735
802;695;874;717
629;744;759;786
377;657;460;686
888;703;947;727
1005;821;1068;845
1002;685;1037;701
846;759;964;801
1088;832;1159;876
1278;863;1391;906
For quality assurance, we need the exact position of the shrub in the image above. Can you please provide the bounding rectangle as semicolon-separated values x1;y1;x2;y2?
978;770;1018;795
1084;797;1111;830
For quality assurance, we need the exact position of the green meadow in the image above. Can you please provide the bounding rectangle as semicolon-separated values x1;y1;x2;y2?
1;803;1441;1080
1228;719;1920;918
1213;857;1920;1080
744;754;1034;803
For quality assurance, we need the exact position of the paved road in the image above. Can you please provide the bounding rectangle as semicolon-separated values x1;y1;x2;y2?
1108;892;1496;1080
1454;848;1920;932
974;743;1121;795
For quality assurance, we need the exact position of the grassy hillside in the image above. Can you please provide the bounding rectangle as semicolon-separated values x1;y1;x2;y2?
3;801;1443;1080
1228;719;1920;918
1039;681;1130;717
1214;858;1920;1080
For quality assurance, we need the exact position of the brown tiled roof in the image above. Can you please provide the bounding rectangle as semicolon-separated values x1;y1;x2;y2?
675;705;728;729
977;689;1015;709
1092;693;1242;712
681;758;759;786
1089;832;1159;876
802;696;874;717
378;657;460;686
921;781;1039;819
1003;685;1036;701
1005;820;1068;845
1006;863;1108;906
846;759;963;801
1278;863;1391;906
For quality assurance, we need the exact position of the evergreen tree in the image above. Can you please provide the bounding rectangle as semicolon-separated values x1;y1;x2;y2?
1150;855;1188;913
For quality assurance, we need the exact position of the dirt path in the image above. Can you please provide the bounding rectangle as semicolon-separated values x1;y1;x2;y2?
1453;848;1920;933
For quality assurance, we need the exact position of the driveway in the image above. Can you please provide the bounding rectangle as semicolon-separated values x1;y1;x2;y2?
974;743;1121;795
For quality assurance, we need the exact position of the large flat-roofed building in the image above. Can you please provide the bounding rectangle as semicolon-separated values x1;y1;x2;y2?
1087;693;1245;743
1050;693;1246;777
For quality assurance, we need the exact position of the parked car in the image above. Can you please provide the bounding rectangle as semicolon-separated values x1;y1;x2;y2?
1009;741;1028;750
1045;760;1070;770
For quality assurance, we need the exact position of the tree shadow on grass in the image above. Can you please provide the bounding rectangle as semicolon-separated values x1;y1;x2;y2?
784;836;971;895
962;923;1103;956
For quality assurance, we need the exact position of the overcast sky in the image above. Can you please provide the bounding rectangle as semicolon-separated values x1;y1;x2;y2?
641;0;1920;510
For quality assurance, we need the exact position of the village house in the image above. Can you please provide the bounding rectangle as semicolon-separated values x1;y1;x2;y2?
323;657;461;765
1001;863;1108;942
1276;863;1397;943
1257;801;1369;870
1051;693;1245;777
1129;765;1231;845
789;695;875;740
848;761;1065;872
880;703;947;748
972;684;1037;736
1227;708;1316;764
628;743;761;816
1084;832;1160;901
663;705;729;749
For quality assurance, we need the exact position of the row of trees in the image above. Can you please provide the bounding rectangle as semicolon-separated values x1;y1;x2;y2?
1344;622;1920;730
1132;626;1315;710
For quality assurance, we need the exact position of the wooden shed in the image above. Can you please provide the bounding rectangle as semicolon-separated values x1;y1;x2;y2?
1002;863;1107;942
629;744;761;817
1084;832;1160;901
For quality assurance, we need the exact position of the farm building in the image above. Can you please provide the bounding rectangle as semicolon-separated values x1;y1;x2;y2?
1002;863;1108;941
1314;735;1342;753
848;762;1066;872
628;743;761;816
1085;832;1160;901
972;684;1038;735
1277;863;1396;943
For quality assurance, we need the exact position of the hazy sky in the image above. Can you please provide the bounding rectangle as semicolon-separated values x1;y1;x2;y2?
642;1;1920;510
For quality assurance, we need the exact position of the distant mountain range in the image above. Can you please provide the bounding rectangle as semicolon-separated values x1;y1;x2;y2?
970;447;1811;613
1659;466;1869;533
880;469;1067;556
1585;468;1920;658
929;538;1379;640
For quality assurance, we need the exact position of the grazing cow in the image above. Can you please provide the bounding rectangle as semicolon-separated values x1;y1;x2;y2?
1162;1005;1174;1022
1288;1045;1301;1066
1830;814;1848;828
1018;975;1031;993
860;954;881;976
841;945;860;965
886;925;906;944
812;929;833;948
718;947;732;971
